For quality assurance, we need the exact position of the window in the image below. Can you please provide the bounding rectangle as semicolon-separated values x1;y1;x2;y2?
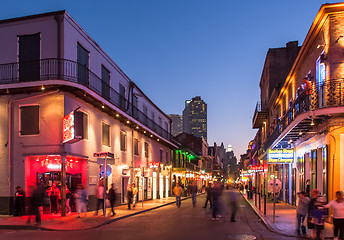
160;149;163;162
77;43;89;85
101;65;110;100
120;131;127;151
102;122;110;146
166;152;169;164
19;33;40;82
143;105;148;124
165;122;168;132
159;117;162;126
83;112;89;140
151;112;155;122
144;142;149;158
133;96;138;118
20;105;39;135
119;83;126;110
134;138;139;155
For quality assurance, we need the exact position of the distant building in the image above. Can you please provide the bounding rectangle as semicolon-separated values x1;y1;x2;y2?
169;114;183;137
183;96;207;140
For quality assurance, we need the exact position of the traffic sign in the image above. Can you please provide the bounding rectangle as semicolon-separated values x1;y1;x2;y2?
99;164;112;178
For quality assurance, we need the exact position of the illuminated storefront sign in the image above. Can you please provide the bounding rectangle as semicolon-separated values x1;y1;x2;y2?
267;149;294;164
149;162;160;168
62;111;84;144
249;165;264;172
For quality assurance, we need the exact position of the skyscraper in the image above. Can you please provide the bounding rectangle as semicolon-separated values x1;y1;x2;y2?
169;114;183;137
183;96;207;140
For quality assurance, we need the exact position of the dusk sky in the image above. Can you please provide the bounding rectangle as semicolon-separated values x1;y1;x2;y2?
1;0;342;158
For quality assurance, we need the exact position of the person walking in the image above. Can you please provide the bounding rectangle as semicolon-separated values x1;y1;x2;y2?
15;186;26;216
127;185;133;210
212;182;222;220
65;185;71;214
132;183;138;208
189;181;198;207
296;191;310;234
108;184;117;216
75;184;87;218
324;191;344;240
173;183;183;208
47;182;60;214
308;189;320;239
203;183;213;209
95;181;105;216
27;186;44;225
229;188;239;222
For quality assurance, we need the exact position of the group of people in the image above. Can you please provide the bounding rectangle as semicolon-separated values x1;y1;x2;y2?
172;181;238;222
297;189;344;240
126;183;138;210
95;181;117;216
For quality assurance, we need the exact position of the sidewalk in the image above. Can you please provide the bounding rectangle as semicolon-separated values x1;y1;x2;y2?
0;196;190;231
241;192;333;239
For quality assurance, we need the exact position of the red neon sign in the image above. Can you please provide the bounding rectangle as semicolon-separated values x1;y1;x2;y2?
250;165;264;172
149;162;160;168
62;112;75;143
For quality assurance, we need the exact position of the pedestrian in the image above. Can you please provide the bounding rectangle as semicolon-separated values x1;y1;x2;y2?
108;184;117;216
229;188;239;222
308;189;320;239
75;184;87;218
324;191;344;240
65;185;71;214
27;186;44;225
312;196;328;240
203;183;213;209
15;186;26;216
127;184;133;210
173;183;183;208
132;183;138;207
306;180;311;197
212;182;222;220
189;181;198;207
47;182;60;214
296;191;310;235
95;181;105;216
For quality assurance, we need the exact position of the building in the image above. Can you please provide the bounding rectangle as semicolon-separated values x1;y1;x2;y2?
0;10;177;214
169;114;183;137
250;3;344;207
171;133;211;190
182;96;207;140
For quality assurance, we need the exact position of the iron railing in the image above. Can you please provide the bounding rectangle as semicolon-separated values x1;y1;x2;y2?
258;80;344;154
0;58;172;141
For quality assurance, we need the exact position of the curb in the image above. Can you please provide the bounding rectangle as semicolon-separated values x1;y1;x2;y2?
0;195;197;231
240;192;308;239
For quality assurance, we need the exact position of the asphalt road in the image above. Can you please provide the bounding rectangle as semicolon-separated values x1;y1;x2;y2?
0;191;301;240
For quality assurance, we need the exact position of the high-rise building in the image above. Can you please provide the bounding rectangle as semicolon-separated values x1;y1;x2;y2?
183;96;207;140
169;114;183;137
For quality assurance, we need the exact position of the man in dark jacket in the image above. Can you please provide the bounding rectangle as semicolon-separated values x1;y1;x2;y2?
203;183;213;209
15;186;26;216
108;184;117;216
27;186;45;225
188;182;198;207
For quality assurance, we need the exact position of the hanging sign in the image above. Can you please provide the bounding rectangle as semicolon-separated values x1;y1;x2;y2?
267;149;294;164
149;162;160;168
62;111;84;143
249;165;264;172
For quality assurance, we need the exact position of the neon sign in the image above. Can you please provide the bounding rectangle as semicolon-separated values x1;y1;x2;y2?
149;162;160;168
249;165;264;172
62;112;75;143
62;111;84;143
268;149;294;164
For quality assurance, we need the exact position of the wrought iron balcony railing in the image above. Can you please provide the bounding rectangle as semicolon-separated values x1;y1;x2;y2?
252;101;268;128
0;58;172;141
258;79;344;155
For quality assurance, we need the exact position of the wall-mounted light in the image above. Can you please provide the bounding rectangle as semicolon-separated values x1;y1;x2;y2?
127;120;130;124
310;119;315;126
157;139;160;141
299;131;302;136
6;89;9;94
144;131;146;134
136;126;139;129
116;114;119;117
102;104;105;109
41;86;45;91
150;134;153;137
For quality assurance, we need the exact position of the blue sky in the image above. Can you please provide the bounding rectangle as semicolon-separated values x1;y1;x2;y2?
1;0;341;157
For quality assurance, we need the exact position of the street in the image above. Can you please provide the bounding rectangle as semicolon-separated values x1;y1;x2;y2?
0;193;301;240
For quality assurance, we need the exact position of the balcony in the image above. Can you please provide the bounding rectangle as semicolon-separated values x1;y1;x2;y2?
252;102;268;128
258;80;344;157
0;58;172;141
